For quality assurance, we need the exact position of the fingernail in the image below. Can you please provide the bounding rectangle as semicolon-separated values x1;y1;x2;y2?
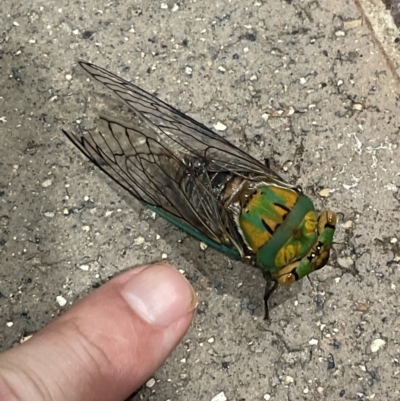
121;264;197;327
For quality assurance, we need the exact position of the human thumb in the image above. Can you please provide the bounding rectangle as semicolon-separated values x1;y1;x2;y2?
0;263;196;401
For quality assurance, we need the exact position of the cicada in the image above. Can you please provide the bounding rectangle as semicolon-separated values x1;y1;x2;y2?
63;61;336;319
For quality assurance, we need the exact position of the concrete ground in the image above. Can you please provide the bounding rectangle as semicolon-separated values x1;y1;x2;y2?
1;0;399;400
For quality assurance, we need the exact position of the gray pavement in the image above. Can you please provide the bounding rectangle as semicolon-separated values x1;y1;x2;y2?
1;0;400;400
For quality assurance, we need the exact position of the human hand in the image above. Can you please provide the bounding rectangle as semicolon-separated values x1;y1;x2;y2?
0;263;196;401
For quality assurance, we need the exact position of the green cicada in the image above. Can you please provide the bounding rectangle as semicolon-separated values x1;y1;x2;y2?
63;61;336;319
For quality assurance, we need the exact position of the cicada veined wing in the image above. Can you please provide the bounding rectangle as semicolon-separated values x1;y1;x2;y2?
63;61;292;261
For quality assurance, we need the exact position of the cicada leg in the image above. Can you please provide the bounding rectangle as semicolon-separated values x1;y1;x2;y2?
262;272;278;320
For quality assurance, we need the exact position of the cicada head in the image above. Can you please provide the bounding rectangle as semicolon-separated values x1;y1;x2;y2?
271;210;337;285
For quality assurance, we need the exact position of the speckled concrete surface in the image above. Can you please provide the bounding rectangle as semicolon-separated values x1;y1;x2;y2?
1;1;400;400
381;0;400;27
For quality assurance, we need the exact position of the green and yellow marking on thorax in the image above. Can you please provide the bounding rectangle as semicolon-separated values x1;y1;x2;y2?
239;186;298;250
238;185;336;285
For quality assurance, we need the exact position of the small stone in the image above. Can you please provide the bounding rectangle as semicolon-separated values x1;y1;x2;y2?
6;322;13;327
162;253;168;259
341;220;353;229
211;392;227;401
41;179;52;187
200;242;208;251
44;212;55;218
352;103;363;111
285;375;294;383
319;188;333;197
337;257;353;269
370;338;386;353
65;74;72;81
214;121;227;131
63;208;69;215
386;183;397;191
208;337;215;343
309;338;318;345
185;66;192;75
343;19;362;30
263;395;271;401
335;30;345;37
82;225;90;232
354;302;370;312
79;264;89;271
56;295;67;306
146;378;156;388
134;236;145;245
300;77;307;85
282;160;293;171
218;66;226;72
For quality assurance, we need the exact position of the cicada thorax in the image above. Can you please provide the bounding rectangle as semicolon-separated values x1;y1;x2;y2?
219;177;336;286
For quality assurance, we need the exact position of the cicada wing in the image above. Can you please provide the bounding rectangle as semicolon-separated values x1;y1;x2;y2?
65;61;298;261
77;61;288;183
63;115;245;256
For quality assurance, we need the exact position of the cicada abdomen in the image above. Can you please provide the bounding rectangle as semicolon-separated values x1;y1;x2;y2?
63;61;336;318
